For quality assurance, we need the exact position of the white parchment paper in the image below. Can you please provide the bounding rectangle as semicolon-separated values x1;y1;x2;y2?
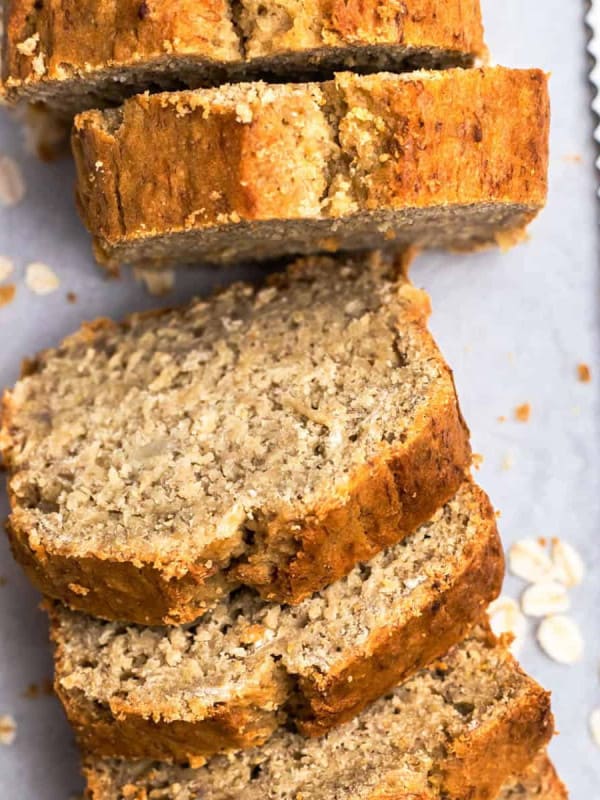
0;1;599;797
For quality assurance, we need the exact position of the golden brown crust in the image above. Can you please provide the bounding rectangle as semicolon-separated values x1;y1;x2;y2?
2;0;485;114
498;754;568;800
70;67;550;270
297;488;504;735
49;482;501;763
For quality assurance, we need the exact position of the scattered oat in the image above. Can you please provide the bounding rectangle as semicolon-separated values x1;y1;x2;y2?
497;415;507;423
0;715;16;745
0;155;25;206
134;267;175;296
521;580;570;618
537;615;584;664
0;255;14;282
590;709;600;748
488;596;527;655
472;453;484;470
509;539;554;583
577;363;591;383
514;403;531;422
25;262;60;295
501;452;514;471
551;539;585;588
66;291;78;304
0;284;15;307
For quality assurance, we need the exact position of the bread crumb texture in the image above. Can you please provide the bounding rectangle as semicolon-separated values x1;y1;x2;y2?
71;67;549;270
49;481;503;762
577;363;591;382
81;625;554;800
0;254;470;624
2;0;485;113
514;403;531;423
0;715;16;746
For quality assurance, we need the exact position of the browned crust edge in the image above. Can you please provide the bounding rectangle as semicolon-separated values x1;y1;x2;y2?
2;0;485;103
48;485;501;763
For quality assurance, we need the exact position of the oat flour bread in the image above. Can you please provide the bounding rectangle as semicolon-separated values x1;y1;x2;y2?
2;0;485;117
72;67;549;271
80;625;554;800
49;480;503;762
0;254;471;625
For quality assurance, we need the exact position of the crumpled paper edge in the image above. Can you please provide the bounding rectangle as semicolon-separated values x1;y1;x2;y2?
587;1;600;183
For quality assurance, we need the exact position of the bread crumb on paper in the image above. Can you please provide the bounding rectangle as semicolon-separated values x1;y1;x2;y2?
23;679;54;699
67;291;78;304
0;715;16;746
134;267;175;296
0;155;25;207
472;453;484;470
514;402;531;422
0;255;14;282
25;262;60;295
577;363;591;383
0;284;15;307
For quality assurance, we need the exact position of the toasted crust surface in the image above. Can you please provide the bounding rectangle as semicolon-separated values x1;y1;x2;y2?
2;1;485;114
49;481;503;762
71;67;550;270
499;754;568;800
0;253;471;625
80;626;554;800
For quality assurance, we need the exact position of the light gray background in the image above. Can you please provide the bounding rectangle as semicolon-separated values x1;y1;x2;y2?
0;1;598;797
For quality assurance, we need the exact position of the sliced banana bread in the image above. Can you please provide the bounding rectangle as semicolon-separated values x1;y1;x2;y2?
0;253;471;625
2;0;485;116
81;625;554;800
49;480;503;762
72;67;549;271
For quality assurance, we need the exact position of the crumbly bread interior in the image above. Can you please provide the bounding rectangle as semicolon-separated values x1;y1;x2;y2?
51;482;495;721
1;255;449;575
82;626;544;800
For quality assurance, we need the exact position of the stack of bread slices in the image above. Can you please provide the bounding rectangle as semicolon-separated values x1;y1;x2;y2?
0;2;564;799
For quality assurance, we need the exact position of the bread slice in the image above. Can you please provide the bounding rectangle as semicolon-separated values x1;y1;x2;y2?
48;480;502;762
1;0;485;117
71;67;549;272
80;625;554;800
0;253;471;625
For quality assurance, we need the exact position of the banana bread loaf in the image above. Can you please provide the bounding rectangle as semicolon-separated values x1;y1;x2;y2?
0;253;471;625
501;754;567;800
72;66;549;272
49;480;502;762
81;625;554;800
2;0;485;117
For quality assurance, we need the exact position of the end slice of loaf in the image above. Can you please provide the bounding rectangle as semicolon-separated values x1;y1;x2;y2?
71;67;550;271
2;0;485;116
81;625;554;800
0;253;471;625
49;480;503;763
